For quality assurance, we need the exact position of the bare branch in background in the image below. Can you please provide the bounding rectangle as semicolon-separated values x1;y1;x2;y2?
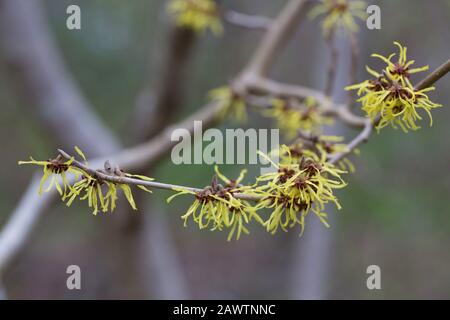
224;10;271;31
129;25;197;299
0;175;53;276
324;32;338;97
140;205;189;299
288;215;334;299
347;33;359;107
244;77;367;128
132;27;197;142
0;0;119;156
243;0;312;77
0;0;120;288
329;119;372;164
110;101;221;171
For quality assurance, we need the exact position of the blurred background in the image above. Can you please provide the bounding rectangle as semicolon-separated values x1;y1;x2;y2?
0;0;449;299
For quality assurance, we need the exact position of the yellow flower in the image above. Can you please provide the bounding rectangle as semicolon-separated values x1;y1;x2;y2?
209;86;247;122
263;97;333;138
168;0;223;35
18;154;82;196
372;42;429;85
346;42;442;132
285;136;356;172
60;150;149;214
167;167;263;241
257;190;310;234
104;182;119;212
64;175;138;215
256;147;346;234
64;175;107;215
309;0;367;36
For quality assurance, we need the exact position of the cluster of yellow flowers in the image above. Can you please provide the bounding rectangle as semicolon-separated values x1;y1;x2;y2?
289;134;356;172
309;0;367;36
168;167;263;241
256;146;346;234
346;42;442;132
19;147;153;215
19;154;80;196
19;141;348;241
209;86;247;122
168;0;223;35
170;143;347;240
263;97;333;138
209;86;333;139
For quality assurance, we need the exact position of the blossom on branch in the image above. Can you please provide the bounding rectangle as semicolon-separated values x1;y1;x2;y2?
209;86;247;122
263;97;333;138
168;0;223;35
287;135;357;172
309;0;367;36
19;147;154;215
255;146;347;235
167;167;263;241
18;155;82;196
346;42;442;132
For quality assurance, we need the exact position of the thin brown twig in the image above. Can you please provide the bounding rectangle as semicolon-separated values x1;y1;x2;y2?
415;59;450;90
328;118;372;165
58;149;262;202
244;76;367;128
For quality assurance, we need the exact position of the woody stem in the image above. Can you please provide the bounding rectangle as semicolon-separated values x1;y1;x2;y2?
58;149;262;202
